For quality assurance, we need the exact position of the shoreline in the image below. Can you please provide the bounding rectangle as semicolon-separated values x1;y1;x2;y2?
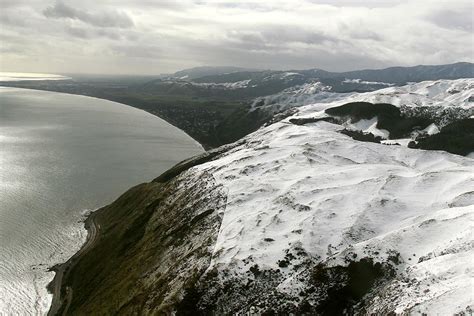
45;142;225;314
0;85;207;314
47;211;101;316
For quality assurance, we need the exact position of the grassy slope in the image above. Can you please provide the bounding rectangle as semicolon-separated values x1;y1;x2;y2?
57;167;226;314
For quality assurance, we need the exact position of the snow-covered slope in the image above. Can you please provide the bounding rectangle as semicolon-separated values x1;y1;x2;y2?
250;82;346;114
187;79;474;313
51;79;473;314
369;79;474;108
256;79;472;117
293;79;474;145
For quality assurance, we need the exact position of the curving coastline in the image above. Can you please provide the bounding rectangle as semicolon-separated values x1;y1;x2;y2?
0;86;204;314
47;212;100;316
44;142;236;314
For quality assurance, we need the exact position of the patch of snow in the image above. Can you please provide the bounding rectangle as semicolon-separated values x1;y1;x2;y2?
345;117;390;138
221;79;252;89
250;82;347;114
191;79;251;90
421;123;440;135
343;78;395;86
282;72;303;78
381;138;412;147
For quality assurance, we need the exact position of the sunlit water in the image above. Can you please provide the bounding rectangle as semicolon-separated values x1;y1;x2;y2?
0;72;70;82
0;87;203;314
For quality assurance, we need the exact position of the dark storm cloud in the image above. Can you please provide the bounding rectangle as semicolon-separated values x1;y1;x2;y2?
43;1;134;28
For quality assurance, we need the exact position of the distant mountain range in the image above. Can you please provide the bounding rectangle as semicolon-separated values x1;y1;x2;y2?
162;66;258;80
147;62;474;100
316;62;474;83
166;62;473;84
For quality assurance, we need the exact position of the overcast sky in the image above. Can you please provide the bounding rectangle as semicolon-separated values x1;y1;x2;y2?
0;0;472;75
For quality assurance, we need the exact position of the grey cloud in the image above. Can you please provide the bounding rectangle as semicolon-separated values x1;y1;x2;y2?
111;44;163;59
96;29;122;40
65;26;90;39
261;27;340;45
43;1;134;28
178;37;389;71
215;2;275;12
1;0;472;75
305;0;404;8
0;0;44;8
0;46;22;54
0;11;27;27
337;23;383;41
228;27;340;51
0;34;24;54
427;9;473;32
65;26;125;40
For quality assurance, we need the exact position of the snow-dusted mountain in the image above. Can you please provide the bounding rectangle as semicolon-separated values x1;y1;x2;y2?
253;78;472;114
51;79;473;314
183;79;473;313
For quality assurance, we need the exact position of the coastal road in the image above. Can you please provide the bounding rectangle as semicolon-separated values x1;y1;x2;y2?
48;214;100;316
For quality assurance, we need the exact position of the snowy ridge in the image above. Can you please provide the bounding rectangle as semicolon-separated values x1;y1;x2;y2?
343;78;395;86
251;82;345;114
294;78;474;142
191;79;474;313
191;79;252;89
253;79;473;118
158;79;253;90
312;79;474;110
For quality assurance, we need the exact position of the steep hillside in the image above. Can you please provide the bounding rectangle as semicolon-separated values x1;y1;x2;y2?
50;79;474;315
50;159;229;314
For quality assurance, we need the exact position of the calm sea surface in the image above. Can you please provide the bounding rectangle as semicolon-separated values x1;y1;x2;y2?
0;87;203;314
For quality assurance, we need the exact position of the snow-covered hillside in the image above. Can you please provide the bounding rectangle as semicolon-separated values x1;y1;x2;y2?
312;78;473;110
254;79;473;117
187;79;474;313
52;79;473;315
250;82;345;114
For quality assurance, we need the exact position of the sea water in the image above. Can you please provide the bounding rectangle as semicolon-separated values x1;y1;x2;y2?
0;87;203;314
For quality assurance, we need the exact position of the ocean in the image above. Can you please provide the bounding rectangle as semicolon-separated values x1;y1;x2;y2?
0;86;203;314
